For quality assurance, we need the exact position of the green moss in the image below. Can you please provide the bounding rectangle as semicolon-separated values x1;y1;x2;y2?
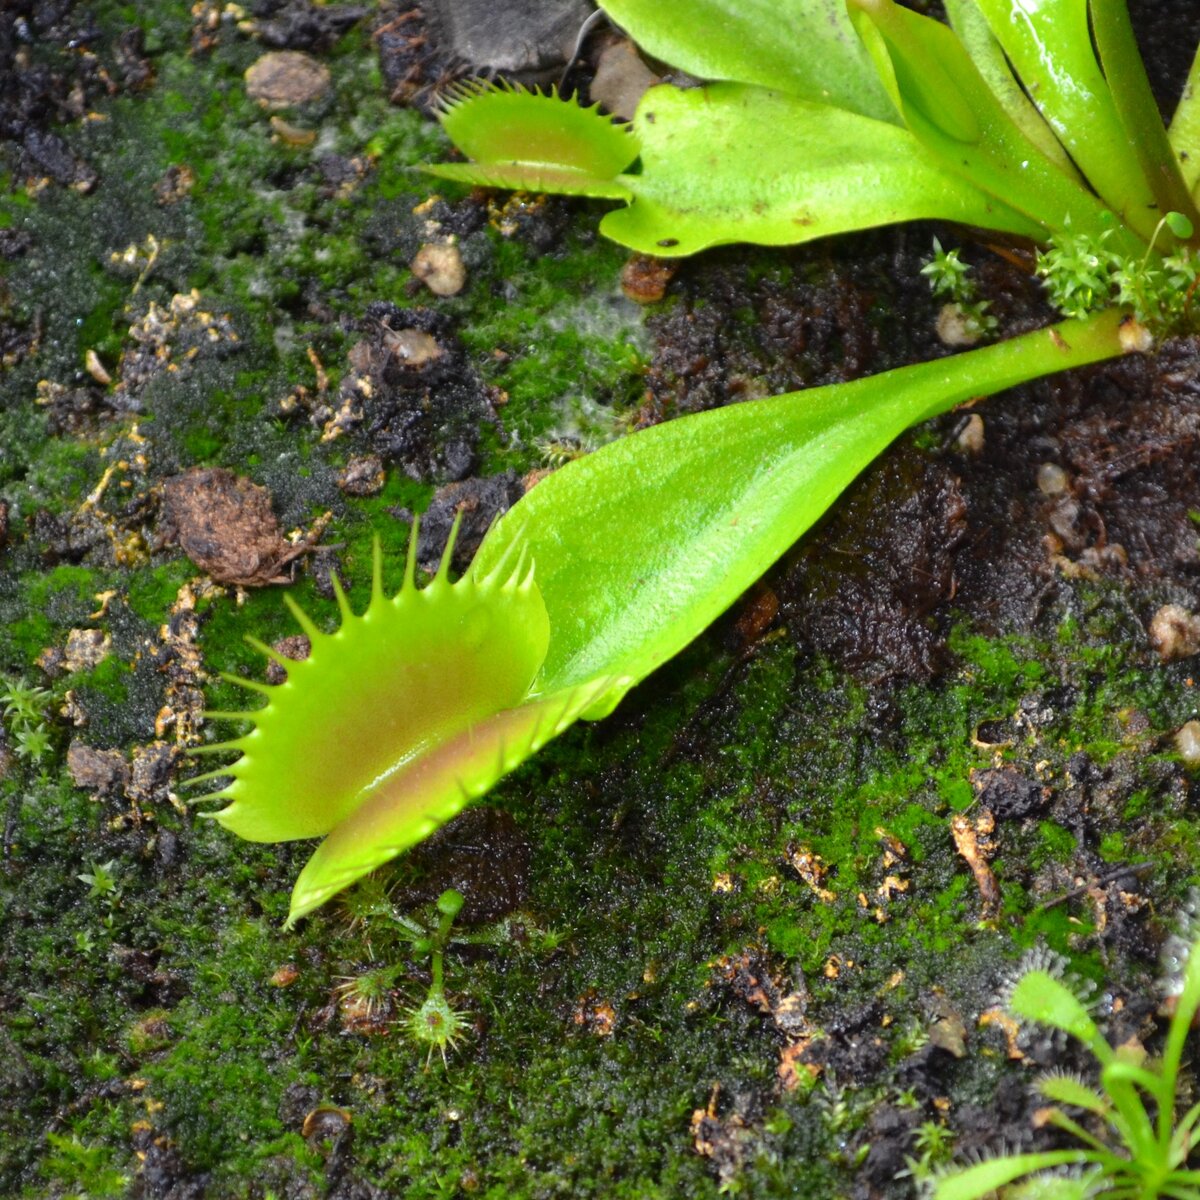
1035;820;1077;865
6;3;1200;1196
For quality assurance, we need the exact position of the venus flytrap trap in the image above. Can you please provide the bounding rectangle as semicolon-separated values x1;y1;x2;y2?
194;0;1200;922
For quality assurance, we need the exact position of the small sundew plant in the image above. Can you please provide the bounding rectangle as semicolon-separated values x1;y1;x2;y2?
933;910;1200;1200
401;890;471;1067
197;0;1200;920
338;888;472;1064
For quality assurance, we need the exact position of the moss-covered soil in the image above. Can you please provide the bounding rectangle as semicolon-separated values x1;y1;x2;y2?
4;3;1200;1198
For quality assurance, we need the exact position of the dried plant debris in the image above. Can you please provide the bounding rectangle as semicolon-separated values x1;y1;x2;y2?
118;291;240;395
158;468;327;587
67;740;131;799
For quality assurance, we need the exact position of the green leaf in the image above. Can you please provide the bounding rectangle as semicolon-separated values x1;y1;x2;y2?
427;83;637;199
598;83;1046;254
598;0;894;123
1008;970;1107;1055
474;310;1128;712
1036;1073;1110;1115
1168;43;1200;192
969;0;1161;241
942;0;1081;179
849;0;1141;253
1089;0;1200;234
932;1151;1094;1200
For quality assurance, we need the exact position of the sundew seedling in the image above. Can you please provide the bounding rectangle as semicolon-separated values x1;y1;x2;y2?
934;897;1200;1199
198;0;1200;920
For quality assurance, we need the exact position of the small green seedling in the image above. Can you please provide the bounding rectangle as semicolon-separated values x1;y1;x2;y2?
77;860;121;903
197;0;1200;920
2;674;52;764
934;916;1200;1200
337;887;471;1064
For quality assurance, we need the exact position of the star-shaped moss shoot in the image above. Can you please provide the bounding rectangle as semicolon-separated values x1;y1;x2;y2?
185;520;613;926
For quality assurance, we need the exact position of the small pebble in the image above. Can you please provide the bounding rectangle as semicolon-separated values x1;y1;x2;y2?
382;328;442;368
1118;316;1154;354
1175;720;1200;765
1148;604;1200;662
337;454;386;497
955;413;984;454
1036;462;1069;496
245;51;330;110
935;302;983;347
411;242;466;297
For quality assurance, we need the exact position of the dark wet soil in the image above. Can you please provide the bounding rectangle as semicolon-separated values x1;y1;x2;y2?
6;3;1200;1198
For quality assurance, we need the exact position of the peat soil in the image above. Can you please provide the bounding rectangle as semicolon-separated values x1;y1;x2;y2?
3;3;1200;1199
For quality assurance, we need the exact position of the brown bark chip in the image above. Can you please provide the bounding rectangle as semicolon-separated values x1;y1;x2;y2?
158;468;324;586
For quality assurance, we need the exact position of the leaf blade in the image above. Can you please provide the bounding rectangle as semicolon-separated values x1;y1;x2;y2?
474;311;1127;709
602;83;1046;255
599;0;894;122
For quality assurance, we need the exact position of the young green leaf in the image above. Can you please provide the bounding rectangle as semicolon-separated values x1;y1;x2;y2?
599;82;1046;254
1168;42;1200;191
942;0;1081;179
849;0;1144;254
598;0;894;123
1090;0;1200;235
969;0;1161;241
1008;970;1110;1060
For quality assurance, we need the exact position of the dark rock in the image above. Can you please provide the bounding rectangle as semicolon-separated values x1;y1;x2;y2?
248;0;370;51
423;0;592;75
971;767;1047;819
405;471;524;574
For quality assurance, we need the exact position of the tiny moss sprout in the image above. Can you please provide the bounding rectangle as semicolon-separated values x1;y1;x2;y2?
899;1120;956;1189
922;237;997;343
1037;213;1200;331
933;901;1200;1200
1;674;52;764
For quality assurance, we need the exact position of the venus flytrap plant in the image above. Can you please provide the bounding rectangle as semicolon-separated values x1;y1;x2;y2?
194;0;1200;922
